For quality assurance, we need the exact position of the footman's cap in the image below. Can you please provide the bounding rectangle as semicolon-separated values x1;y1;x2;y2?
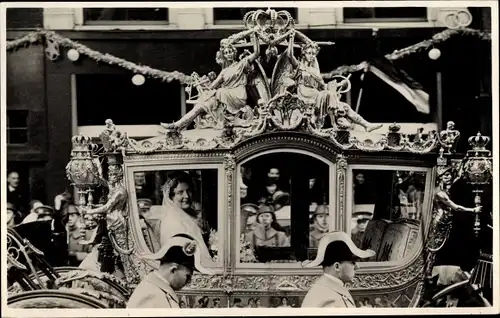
305;231;375;268
142;233;213;275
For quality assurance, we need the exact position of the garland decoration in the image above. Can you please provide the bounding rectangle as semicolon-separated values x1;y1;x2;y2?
6;30;192;84
322;27;491;78
6;27;491;83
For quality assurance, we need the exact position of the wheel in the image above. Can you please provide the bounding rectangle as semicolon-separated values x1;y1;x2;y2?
7;290;108;309
8;267;130;308
430;280;491;307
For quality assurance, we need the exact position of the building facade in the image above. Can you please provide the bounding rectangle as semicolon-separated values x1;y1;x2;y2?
6;6;492;204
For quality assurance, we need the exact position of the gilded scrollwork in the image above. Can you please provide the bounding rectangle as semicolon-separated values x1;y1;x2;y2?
336;154;347;228
350;257;424;290
225;256;424;292
106;118;445;155
99;119;129;155
232;275;272;290
123;152;228;162
185;274;225;290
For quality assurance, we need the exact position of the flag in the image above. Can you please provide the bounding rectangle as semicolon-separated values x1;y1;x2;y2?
368;57;430;114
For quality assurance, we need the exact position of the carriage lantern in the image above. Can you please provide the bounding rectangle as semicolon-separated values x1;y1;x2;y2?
462;132;493;236
65;134;102;207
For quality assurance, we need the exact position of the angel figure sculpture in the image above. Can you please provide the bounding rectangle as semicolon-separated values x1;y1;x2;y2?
279;31;382;132
422;163;481;303
161;32;268;131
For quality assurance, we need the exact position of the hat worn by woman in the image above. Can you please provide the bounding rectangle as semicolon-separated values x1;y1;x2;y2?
305;231;375;268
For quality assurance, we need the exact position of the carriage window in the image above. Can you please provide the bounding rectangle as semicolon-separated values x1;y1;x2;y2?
130;168;219;266
238;152;331;264
350;168;428;262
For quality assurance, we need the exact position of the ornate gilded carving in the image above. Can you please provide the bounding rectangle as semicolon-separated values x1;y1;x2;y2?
438;121;460;154
233;275;272;290
227;256;424;292
66;134;102;206
336;154;347;228
224;153;236;269
462;133;493;235
80;154;152;285
123;152;228;162
235;133;340;161
351;257;424;290
100;119;129;154
185;274;225;290
265;92;309;130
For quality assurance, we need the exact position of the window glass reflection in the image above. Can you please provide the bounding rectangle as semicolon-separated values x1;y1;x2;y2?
351;169;426;262
239;153;330;263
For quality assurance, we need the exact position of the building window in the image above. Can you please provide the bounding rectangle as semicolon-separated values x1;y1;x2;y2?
343;7;428;23
7;110;29;144
83;8;169;25
75;74;181;127
6;8;44;29
213;7;298;24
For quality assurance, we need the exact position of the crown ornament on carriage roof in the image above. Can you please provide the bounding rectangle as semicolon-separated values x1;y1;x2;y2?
243;8;295;31
71;134;95;153
468;132;491;153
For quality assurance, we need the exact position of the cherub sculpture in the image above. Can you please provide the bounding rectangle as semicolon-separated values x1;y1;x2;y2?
439;121;460;154
100;119;128;154
277;31;382;132
161;31;267;131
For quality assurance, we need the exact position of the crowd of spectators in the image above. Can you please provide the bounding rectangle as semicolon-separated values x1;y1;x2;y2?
6;171;94;267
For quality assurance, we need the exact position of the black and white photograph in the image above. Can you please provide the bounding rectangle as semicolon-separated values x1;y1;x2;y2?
1;1;498;315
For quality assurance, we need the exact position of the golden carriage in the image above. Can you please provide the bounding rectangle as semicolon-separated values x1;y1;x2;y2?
6;8;492;309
